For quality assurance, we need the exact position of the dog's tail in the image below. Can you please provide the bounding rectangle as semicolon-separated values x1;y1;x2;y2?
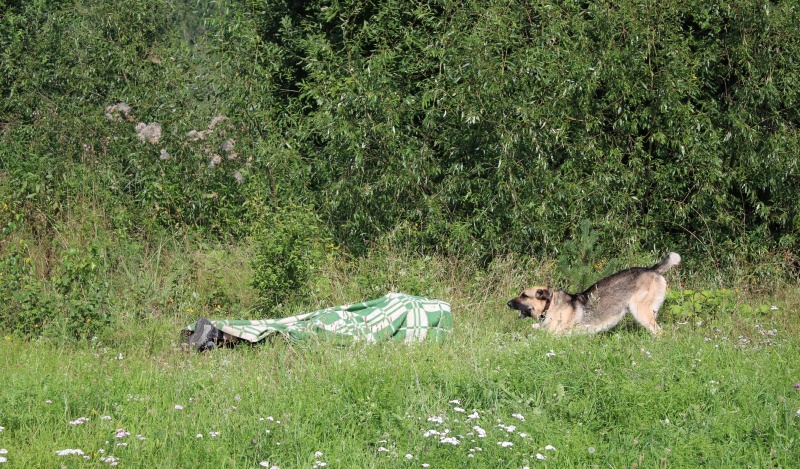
652;252;681;274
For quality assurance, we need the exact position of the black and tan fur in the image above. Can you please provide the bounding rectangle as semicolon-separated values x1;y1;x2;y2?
507;252;681;335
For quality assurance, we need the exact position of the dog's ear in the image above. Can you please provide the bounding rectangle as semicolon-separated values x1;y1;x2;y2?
535;288;552;301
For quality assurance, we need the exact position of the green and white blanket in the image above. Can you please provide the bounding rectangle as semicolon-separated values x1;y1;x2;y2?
185;293;451;344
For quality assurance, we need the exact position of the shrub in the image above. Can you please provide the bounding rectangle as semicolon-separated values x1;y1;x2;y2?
250;202;332;313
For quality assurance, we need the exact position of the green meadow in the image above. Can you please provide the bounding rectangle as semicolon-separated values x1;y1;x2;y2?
1;249;799;467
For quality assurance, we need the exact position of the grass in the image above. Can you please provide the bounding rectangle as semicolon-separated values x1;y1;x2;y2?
1;247;799;468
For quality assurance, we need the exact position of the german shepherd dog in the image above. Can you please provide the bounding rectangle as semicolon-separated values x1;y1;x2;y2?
507;253;681;335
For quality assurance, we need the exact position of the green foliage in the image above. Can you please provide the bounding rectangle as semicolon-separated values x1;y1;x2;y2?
555;220;622;290
243;0;800;266
663;288;773;321
250;202;332;313
50;246;114;338
2;0;800;294
0;213;112;339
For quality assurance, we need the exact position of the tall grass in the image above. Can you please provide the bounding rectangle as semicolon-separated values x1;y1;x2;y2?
1;242;799;467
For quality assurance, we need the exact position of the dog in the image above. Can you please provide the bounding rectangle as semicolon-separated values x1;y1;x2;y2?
507;252;681;335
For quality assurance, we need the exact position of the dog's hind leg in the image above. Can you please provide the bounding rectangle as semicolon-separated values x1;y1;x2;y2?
629;278;667;335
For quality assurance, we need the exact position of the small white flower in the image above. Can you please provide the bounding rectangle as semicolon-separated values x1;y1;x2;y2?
115;429;130;438
116;443;127;447
56;449;85;456
449;399;461;405
467;411;479;419
0;456;6;463
427;415;444;424
512;413;525;421
497;441;513;448
69;417;90;425
545;444;556;451
0;427;3;432
423;429;440;437
588;447;596;454
770;305;778;311
453;407;465;413
174;404;184;410
266;416;274;421
422;465;430;468
439;436;460;445
136;434;146;441
545;349;556;357
196;434;203;438
0;449;6;454
405;454;413;460
497;424;516;433
101;416;112;421
473;426;487;438
314;462;327;468
45;400;52;404
377;447;389;452
314;451;323;458
209;432;219;438
536;453;546;460
518;432;528;438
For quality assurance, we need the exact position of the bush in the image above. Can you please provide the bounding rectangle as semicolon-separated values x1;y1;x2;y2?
250;202;332;313
0;214;112;339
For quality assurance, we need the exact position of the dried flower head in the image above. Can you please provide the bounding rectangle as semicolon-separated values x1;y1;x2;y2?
136;122;161;145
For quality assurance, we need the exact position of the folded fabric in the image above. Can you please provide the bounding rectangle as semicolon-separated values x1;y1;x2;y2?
184;292;452;344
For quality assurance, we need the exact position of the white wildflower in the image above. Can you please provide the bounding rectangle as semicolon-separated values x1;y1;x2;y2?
545;349;556;357
453;407;465;413
377;447;389;452
135;122;161;145
186;129;209;142
448;399;461;405
588;447;596;454
439;436;460;445
105;102;132;121
405;454;413;460
423;429;441;438
314;451;323;458
208;115;228;130
536;453;546;460
512;413;525;421
159;149;170;161
497;441;513;448
545;444;556;451
69;417;89;425
174;404;184;410
233;170;245;184
115;429;130;438
473;426;487;438
467;411;479;419
56;449;85;456
427;416;444;424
